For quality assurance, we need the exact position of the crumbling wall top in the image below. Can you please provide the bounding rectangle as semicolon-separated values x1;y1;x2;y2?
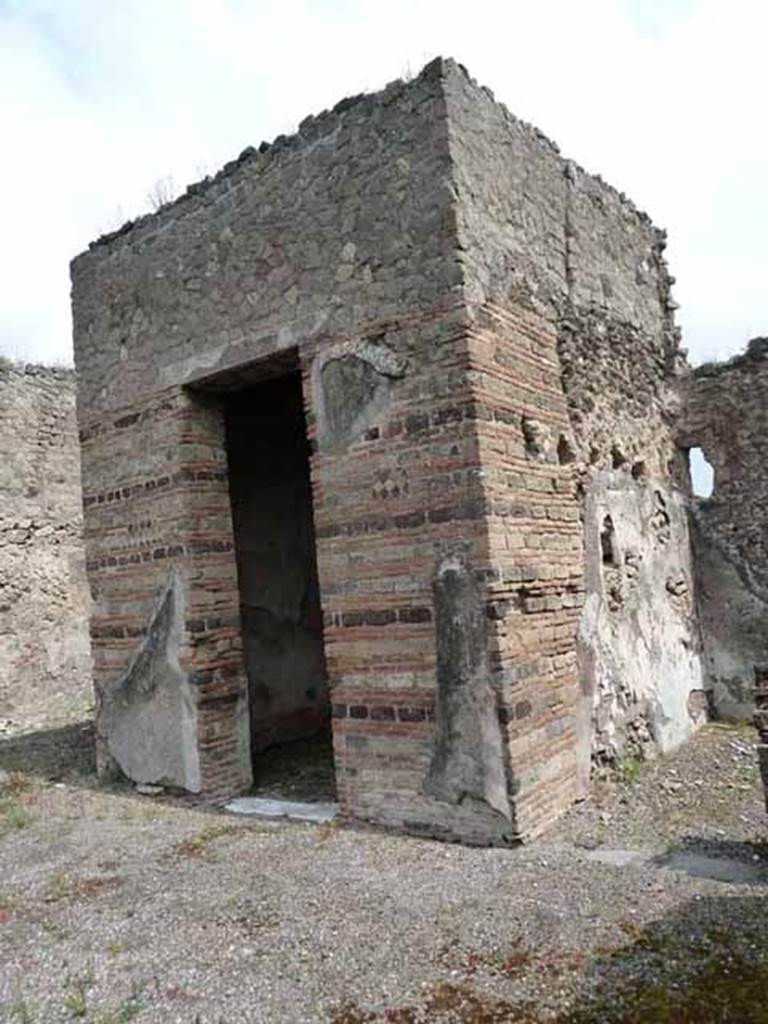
71;57;465;415
0;360;76;383
75;56;661;266
443;63;674;337
689;336;768;379
74;56;453;263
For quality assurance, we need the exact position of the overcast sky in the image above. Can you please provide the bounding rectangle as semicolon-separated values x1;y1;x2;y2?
1;0;765;366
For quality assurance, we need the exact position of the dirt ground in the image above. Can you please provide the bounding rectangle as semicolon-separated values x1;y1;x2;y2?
0;713;766;1023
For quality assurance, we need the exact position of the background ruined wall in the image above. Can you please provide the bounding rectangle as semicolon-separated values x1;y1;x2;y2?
0;364;91;728
678;339;768;720
445;66;705;777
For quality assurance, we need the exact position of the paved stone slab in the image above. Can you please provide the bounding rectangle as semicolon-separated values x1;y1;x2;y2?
225;796;338;823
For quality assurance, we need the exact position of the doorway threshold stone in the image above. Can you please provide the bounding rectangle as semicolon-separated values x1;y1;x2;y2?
225;796;339;823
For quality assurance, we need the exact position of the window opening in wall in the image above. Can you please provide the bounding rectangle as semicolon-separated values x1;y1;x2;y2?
688;446;714;499
224;369;335;803
600;515;616;565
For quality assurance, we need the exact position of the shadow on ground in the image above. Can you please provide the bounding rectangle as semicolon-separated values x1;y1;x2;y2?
330;893;768;1023
0;719;95;782
671;833;768;861
561;893;768;1024
0;719;337;807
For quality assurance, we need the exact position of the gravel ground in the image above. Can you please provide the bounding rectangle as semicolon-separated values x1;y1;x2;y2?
0;718;766;1023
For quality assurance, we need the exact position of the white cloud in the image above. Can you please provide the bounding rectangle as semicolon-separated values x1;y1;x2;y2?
0;0;765;364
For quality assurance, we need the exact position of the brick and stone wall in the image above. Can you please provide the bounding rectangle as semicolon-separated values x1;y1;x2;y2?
0;364;91;728
71;57;708;841
444;67;705;781
72;58;471;813
462;302;585;834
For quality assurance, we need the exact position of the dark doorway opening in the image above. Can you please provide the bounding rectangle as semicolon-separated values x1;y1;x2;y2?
224;370;335;803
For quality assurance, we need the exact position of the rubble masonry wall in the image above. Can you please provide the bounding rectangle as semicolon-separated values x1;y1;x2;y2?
679;340;768;721
0;364;91;727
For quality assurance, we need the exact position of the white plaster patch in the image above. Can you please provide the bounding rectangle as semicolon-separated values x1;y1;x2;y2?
225;797;339;823
579;476;706;763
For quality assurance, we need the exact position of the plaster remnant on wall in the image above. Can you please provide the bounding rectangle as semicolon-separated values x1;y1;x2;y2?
423;556;513;830
578;472;705;769
317;337;407;451
99;572;201;791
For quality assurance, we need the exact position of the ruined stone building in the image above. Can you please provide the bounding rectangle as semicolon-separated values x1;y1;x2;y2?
69;57;768;843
